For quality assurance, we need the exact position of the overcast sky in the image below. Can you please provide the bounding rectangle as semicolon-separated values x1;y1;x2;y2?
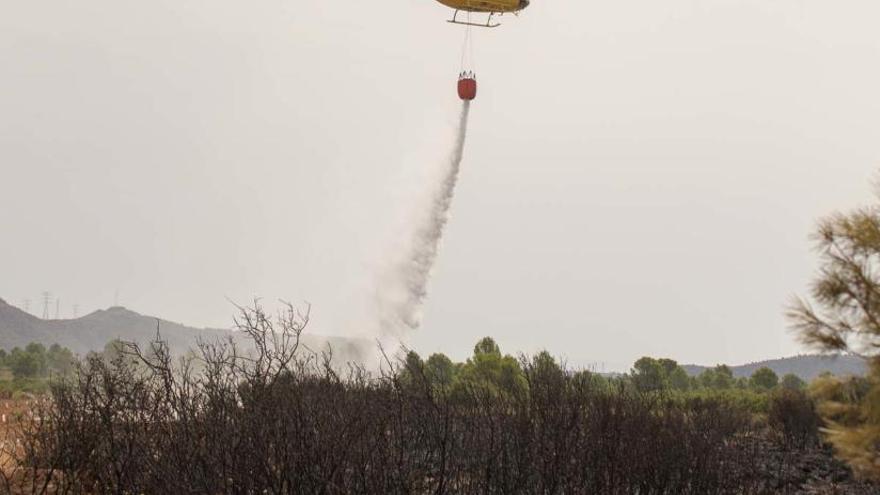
3;0;880;370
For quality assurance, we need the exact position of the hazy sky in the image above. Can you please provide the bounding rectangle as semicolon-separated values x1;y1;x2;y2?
3;0;880;370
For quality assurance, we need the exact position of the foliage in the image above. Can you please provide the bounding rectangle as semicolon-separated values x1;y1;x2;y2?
631;356;667;392
424;352;457;387
750;366;779;391
9;347;43;379
452;336;526;397
47;343;75;376
631;356;690;392
0;341;75;381
781;373;806;391
789;186;880;479
698;364;735;390
667;387;771;414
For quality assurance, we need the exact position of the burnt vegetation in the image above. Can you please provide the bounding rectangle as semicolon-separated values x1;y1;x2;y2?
0;304;867;494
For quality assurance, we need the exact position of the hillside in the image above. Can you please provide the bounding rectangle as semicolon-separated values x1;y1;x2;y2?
0;298;369;361
682;354;867;381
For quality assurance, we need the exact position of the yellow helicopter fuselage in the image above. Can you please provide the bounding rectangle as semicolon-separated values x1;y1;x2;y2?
436;0;524;14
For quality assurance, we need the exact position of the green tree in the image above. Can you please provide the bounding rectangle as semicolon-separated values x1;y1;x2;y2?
631;357;666;392
9;347;41;379
780;373;806;391
425;353;457;387
526;351;565;401
750;366;779;391
573;369;610;390
47;343;75;376
25;342;46;354
715;365;734;388
530;351;564;383
659;359;691;391
668;367;691;390
630;357;690;392
473;337;500;357
696;369;714;388
404;350;424;370
455;337;524;396
698;365;734;390
26;343;48;377
399;350;426;388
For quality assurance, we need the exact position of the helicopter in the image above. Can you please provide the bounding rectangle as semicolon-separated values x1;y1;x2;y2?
435;0;530;28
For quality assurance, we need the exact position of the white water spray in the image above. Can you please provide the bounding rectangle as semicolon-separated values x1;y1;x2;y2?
375;102;471;343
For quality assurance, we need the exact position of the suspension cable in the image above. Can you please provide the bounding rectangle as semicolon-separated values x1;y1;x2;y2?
459;15;476;74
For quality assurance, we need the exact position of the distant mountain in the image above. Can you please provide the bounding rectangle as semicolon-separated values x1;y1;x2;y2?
0;297;370;362
682;354;867;382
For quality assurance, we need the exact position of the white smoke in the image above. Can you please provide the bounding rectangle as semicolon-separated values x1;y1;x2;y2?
373;101;471;346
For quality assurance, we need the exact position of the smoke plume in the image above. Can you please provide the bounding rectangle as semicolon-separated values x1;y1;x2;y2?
375;102;471;344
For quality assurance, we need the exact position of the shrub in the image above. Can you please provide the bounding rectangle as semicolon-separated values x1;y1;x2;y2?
1;305;774;494
768;389;821;449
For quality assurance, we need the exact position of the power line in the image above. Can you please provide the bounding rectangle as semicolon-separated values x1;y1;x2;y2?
55;298;60;319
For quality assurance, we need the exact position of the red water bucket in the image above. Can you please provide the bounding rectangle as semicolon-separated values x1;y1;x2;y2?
458;77;477;101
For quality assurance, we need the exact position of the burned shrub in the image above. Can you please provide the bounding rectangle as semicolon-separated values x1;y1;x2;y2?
768;388;822;450
1;305;785;494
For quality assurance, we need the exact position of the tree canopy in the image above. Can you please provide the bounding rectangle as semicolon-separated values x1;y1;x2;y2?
750;367;779;391
0;341;75;379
